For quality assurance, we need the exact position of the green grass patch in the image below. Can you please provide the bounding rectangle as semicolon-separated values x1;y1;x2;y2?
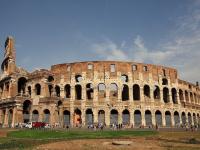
8;129;157;140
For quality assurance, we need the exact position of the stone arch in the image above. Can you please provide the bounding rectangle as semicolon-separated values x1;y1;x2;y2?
154;85;160;100
190;92;194;103
98;83;106;99
144;85;150;99
188;112;192;125
8;109;13;127
134;110;141;127
85;109;93;125
122;109;130;125
110;109;118;125
64;84;71;98
23;100;32;123
47;75;54;82
145;110;152;126
193;113;197;125
75;84;82;100
179;89;184;102
162;78;168;85
197;114;200;124
86;83;93;100
155;110;162;126
163;87;169;103
75;74;83;82
122;84;129;101
174;111;180;126
55;85;60;97
43;109;50;123
121;74;128;82
172;88;178;104
165;111;171;127
181;112;186;125
74;108;82;126
35;83;41;95
48;84;53;97
185;91;189;102
110;83;118;99
17;77;27;94
32;110;39;122
133;84;140;100
63;110;70;126
98;110;105;124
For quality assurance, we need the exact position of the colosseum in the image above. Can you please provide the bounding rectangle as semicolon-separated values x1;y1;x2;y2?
0;36;200;128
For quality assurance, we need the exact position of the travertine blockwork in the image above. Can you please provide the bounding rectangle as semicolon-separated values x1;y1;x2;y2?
0;36;200;128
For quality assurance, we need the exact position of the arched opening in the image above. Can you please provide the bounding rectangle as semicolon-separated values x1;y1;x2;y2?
122;84;129;101
185;91;189;102
18;77;27;94
144;85;150;99
32;110;39;122
8;109;13;127
64;84;71;98
98;110;105;124
23;100;31;123
172;88;178;104
110;109;118;125
47;76;54;82
188;112;192;125
163;87;169;103
86;83;93;100
98;83;106;100
43;109;50;123
154;86;160;100
35;84;41;95
74;108;82;126
75;74;83;82
162;78;168;85
179;89;184;102
155;110;162;126
134;110;141;127
75;85;82;100
48;85;53;97
133;84;140;100
110;83;118;99
193;113;197;125
145;110;152;126
197;114;200;124
165;111;171;127
1;110;5;124
194;94;197;104
174;111;180;126
190;92;194;103
121;74;128;82
122;109;130;125
181;112;186;125
55;85;60;97
86;109;93;125
63;110;70;126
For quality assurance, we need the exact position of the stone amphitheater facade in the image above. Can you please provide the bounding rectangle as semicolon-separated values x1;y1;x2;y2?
0;36;200;128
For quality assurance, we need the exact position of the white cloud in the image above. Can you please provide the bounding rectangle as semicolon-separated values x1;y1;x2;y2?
92;39;128;60
92;2;200;83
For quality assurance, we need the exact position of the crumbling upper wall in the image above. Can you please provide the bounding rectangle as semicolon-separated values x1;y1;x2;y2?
51;61;178;83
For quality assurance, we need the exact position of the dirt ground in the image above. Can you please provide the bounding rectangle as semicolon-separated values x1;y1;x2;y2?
36;138;163;150
36;136;200;150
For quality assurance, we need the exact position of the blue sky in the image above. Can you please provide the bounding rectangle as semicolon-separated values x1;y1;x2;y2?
0;0;200;83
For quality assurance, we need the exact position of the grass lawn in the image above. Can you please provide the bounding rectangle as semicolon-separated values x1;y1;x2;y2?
0;129;157;149
0;129;200;149
8;129;157;139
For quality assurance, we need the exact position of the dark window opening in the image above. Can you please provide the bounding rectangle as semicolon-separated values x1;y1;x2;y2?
133;84;140;100
122;84;129;101
75;84;82;100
